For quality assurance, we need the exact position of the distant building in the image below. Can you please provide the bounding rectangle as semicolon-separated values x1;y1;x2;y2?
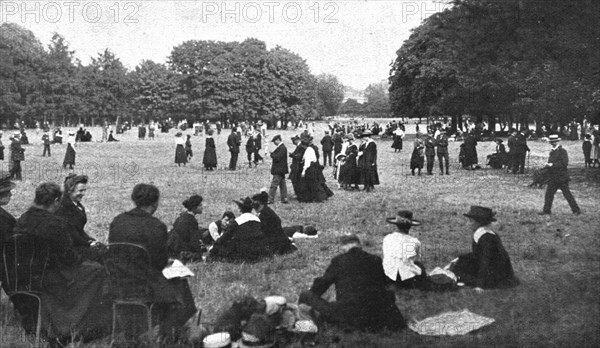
343;87;367;104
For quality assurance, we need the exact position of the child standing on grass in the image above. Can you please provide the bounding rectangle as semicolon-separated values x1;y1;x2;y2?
582;134;592;168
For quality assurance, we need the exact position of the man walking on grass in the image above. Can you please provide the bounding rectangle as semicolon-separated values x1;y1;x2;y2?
539;134;581;215
268;135;289;204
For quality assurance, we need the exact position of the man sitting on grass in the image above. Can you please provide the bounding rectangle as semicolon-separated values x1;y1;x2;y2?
298;234;406;332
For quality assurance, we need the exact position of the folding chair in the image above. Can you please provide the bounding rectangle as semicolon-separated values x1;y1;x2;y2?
102;242;156;347
2;233;50;348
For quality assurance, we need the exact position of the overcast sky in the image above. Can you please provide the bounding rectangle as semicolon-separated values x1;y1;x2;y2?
2;0;449;90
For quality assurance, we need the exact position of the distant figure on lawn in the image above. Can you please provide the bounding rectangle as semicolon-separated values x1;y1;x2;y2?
299;234;406;332
63;131;76;170
185;134;193;161
228;127;241;170
107;130;119;142
582;134;592;168
268;134;289;204
174;131;187;166
203;129;217;170
538;135;581;215
450;206;519;292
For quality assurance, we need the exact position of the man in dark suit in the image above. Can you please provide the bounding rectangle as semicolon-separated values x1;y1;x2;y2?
9;134;25;181
436;129;450;175
506;129;517;172
299;234;406;332
359;131;379;192
539;135;581;215
320;131;334;166
228;128;241;170
512;130;530;174
268;135;289;204
332;129;343;164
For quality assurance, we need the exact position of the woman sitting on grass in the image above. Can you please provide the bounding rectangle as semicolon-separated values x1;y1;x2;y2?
450;206;519;292
251;191;297;255
167;194;205;263
208;197;269;262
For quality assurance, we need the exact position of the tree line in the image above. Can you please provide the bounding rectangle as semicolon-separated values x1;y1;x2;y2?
0;23;346;128
388;0;600;132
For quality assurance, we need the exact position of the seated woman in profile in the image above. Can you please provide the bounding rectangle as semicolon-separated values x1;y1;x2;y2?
12;182;111;344
108;183;197;343
251;191;297;255
208;197;269;262
450;206;520;292
167;194;204;262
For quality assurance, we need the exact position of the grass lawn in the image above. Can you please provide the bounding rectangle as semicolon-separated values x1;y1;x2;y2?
1;124;598;347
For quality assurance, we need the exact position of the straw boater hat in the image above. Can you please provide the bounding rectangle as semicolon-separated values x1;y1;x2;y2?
463;206;497;224
202;332;231;348
0;173;16;194
548;134;561;143
386;210;421;226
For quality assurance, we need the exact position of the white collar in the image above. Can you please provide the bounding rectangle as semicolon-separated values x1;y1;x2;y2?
473;226;495;243
235;213;260;225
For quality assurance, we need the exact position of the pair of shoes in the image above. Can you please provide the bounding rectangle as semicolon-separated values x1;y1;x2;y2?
538;212;551;215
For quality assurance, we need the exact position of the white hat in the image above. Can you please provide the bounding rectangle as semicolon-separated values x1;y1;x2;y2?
548;134;561;142
293;320;318;333
202;332;231;348
264;296;286;316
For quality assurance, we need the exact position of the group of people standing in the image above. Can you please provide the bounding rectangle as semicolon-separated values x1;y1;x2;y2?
334;130;380;191
410;129;450;175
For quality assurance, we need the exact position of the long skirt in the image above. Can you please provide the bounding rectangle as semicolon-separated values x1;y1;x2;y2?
203;148;217;169
175;144;187;164
296;164;330;203
63;144;76;167
391;136;403;150
410;148;424;169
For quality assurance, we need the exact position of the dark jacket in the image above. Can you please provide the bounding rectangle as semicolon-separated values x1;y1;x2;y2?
309;247;405;331
547;145;570;183
270;143;289;175
363;141;377;167
209;213;268;262
55;197;94;247
167;212;202;258
332;133;343;154
454;231;519;289
228;132;241;154
321;135;334;152
289;145;305;182
424;136;436;156
257;206;295;255
436;134;449;155
513;133;530;154
10;139;25;161
0;206;17;264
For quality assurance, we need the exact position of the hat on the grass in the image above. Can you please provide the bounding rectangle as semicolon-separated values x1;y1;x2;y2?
340;234;360;245
386;210;421;227
303;225;318;236
271;134;281;143
203;332;231;348
0;173;16;193
548;134;561;143
463;206;496;224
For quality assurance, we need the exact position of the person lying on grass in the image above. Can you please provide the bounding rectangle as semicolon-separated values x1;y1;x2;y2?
298;234;406;332
449;206;520;293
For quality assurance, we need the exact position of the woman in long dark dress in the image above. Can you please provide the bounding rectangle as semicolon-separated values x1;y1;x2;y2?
174;132;187;166
410;133;424;175
55;174;104;263
12;183;111;343
462;132;478;169
341;135;360;190
202;129;217;170
167;194;204;262
297;134;329;202
185;134;193;161
63;132;76;169
109;184;197;343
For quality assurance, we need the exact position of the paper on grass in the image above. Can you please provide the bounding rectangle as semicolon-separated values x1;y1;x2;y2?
408;309;495;336
162;259;195;279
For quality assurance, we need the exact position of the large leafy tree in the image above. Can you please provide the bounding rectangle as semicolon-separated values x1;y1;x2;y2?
389;0;600;129
130;60;180;122
315;73;345;117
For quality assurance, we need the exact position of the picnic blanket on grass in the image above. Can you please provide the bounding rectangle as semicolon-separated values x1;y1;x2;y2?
409;309;494;336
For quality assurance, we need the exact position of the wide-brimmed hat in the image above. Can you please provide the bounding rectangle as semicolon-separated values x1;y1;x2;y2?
0;173;16;193
291;135;300;142
303;225;318;236
203;332;231;348
386;210;421;226
300;133;313;143
13;131;20;137
271;134;282;143
335;153;347;161
233;197;254;211
175;131;183;136
463;206;497;224
548;134;561;143
251;191;269;205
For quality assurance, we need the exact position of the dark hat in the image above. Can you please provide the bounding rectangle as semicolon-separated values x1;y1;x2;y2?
360;130;372;138
183;194;203;210
251;191;269;205
386;210;421;227
548;134;561;142
495;138;503;143
584;134;591;139
463;206;497;224
271;134;282;143
233;197;254;211
291;135;300;142
300;133;313;143
239;314;275;348
0;173;16;193
176;131;182;136
340;234;360;245
303;225;317;236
